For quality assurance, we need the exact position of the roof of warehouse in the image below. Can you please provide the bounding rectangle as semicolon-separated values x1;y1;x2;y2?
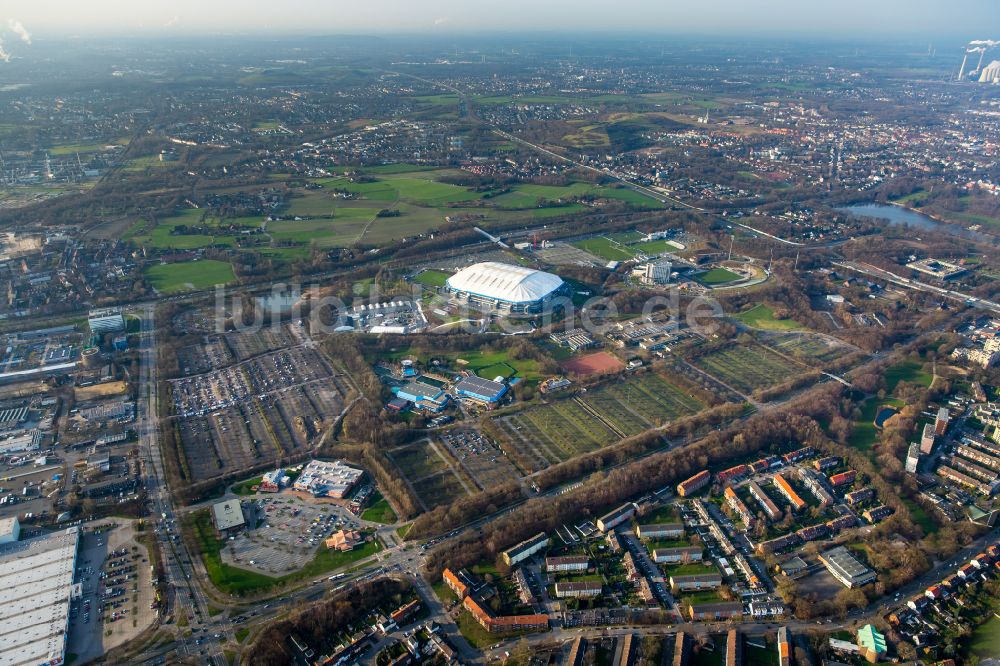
0;527;79;666
445;262;563;303
454;375;507;399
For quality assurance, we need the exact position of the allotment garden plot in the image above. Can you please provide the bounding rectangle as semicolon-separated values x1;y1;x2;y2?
493;371;705;473
688;343;802;396
761;331;863;367
170;345;357;484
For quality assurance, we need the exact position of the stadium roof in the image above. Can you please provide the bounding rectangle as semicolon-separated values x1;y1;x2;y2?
446;262;563;304
0;527;79;666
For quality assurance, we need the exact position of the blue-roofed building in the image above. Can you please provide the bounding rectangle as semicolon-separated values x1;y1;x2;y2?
394;378;450;412
453;376;508;407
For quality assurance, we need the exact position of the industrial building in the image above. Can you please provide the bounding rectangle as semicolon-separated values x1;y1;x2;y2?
212;499;246;533
444;262;565;314
632;260;672;286
819;546;877;588
0;526;80;666
292;459;364;499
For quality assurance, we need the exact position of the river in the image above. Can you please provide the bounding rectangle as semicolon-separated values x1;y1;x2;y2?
838;203;996;244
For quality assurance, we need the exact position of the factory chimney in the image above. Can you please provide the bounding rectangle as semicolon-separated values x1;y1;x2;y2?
958;53;968;80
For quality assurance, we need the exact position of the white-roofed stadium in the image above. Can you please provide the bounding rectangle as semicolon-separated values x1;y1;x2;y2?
445;262;565;313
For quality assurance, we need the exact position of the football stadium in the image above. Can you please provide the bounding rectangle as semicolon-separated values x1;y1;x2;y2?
444;262;566;314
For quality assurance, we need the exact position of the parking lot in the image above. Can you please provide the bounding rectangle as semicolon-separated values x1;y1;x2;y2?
170;344;357;484
437;429;520;491
221;495;364;575
66;521;157;665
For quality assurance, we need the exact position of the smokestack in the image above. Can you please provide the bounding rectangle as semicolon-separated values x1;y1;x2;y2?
976;48;987;73
958;53;968;80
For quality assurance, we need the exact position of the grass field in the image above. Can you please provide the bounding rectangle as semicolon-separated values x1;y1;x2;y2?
848;398;904;454
695;268;743;285
735;304;802;331
386;348;545;383
885;360;933;392
690;344;801;396
572;236;636;261
145;260;235;293
411;269;452;287
360;493;398;524
969;615;1000;660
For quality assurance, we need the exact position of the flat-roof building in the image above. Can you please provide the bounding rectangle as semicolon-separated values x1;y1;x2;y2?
0;517;19;545
0;527;80;666
453;376;508;406
819;546;876;588
88;308;125;334
293;459;364;499
212;499;246;533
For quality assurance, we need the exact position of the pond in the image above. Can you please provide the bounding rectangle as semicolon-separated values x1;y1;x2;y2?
838;203;996;244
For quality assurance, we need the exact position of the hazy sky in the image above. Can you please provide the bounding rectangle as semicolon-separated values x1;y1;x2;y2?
2;0;998;37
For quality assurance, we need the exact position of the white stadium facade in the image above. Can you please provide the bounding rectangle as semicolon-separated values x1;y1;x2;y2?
445;262;566;314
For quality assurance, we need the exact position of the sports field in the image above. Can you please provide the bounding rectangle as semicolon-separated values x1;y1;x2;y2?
690;344;801;396
494;371;705;472
144;259;236;293
571;233;676;262
411;269;452;288
563;351;625;376
695;268;743;285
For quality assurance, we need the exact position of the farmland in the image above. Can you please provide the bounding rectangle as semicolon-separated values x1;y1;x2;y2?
689;343;802;396
762;331;860;366
493;371;705;472
144;260;236;293
387;439;474;510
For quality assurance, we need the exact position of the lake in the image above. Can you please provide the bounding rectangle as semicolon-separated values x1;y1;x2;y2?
838;203;996;244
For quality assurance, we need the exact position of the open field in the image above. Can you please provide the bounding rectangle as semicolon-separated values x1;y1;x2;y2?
387;440;473;510
145;260;235;293
885;360;933;392
968;614;1000;660
735;304;802;331
494;371;705;472
360;493;397;524
383;347;546;384
411;269;452;288
848;397;904;455
690;344;802;396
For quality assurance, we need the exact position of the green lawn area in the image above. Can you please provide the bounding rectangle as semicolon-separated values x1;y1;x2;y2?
572;236;636;261
185;510;381;595
145;260;236;293
412;269;452;288
432;581;459;605
592;186;664;209
695;268;743;285
231;477;263;496
735;304;802;331
385;347;545;383
885;360;933;392
360;493;398;524
903;498;939;536
235;628;250;643
476;362;517;380
848;397;904;454
969;615;1000;661
664;563;719;577
455;609;540;648
640;504;681;524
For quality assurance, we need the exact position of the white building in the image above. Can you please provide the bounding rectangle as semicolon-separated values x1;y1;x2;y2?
212;499;245;533
88;308;126;335
633;260;672;286
293;460;364;499
0;527;80;666
0;517;19;544
444;262;565;314
906;443;921;474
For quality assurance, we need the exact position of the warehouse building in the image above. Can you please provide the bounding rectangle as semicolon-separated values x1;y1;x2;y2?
819;546;876;588
0;517;19;544
445;262;565;314
0;526;80;666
